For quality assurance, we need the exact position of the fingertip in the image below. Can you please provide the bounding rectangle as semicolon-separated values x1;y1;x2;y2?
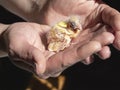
97;46;111;60
104;32;115;44
31;47;46;76
35;61;46;75
35;57;46;77
81;56;94;65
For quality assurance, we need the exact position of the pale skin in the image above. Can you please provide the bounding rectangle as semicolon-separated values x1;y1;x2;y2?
0;0;120;78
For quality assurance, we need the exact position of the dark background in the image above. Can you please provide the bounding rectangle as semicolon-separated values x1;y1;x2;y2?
0;0;120;90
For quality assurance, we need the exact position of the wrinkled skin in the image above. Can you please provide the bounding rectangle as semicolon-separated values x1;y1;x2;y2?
4;22;114;78
3;0;120;78
36;0;120;62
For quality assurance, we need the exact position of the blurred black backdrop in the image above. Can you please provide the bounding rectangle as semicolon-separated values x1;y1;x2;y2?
0;0;120;90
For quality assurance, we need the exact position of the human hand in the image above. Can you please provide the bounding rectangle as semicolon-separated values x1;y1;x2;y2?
2;22;114;78
37;0;120;63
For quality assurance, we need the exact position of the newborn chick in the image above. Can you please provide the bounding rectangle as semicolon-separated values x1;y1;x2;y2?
47;16;82;52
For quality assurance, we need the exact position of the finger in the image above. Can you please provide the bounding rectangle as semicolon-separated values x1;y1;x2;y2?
114;31;120;50
10;44;46;78
101;5;120;49
96;46;111;60
8;44;36;68
45;41;102;77
72;24;113;45
102;5;120;31
9;39;47;77
92;31;114;46
30;46;46;77
81;55;94;65
46;31;114;76
75;41;101;61
74;26;113;64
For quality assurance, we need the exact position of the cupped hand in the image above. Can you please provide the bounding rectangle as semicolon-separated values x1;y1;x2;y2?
2;22;114;78
36;0;120;63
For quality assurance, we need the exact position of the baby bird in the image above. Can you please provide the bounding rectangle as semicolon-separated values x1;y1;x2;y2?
47;16;82;52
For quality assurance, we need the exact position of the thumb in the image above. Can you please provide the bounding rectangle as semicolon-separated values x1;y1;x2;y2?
30;46;46;77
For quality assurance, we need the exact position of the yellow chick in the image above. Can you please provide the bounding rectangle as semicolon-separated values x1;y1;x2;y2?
47;16;82;52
